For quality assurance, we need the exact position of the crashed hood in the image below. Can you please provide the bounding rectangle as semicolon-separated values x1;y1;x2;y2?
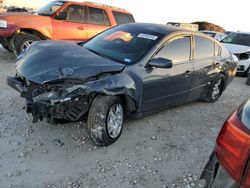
222;43;250;54
16;41;125;84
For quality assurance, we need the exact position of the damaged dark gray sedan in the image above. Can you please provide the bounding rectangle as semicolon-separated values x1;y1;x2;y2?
7;23;238;146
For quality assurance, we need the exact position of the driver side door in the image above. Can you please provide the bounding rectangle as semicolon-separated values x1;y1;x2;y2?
141;35;194;111
51;4;88;41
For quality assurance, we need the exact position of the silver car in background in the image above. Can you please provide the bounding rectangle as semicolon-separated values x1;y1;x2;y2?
221;32;250;75
200;30;228;41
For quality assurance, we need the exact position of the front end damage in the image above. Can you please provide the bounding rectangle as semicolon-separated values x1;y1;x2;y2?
6;40;138;124
7;76;91;123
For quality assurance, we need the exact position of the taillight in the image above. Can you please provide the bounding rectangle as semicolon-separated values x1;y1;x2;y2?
215;111;250;185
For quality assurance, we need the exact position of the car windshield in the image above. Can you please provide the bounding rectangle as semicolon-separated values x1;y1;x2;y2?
37;1;65;16
221;33;250;47
83;26;163;64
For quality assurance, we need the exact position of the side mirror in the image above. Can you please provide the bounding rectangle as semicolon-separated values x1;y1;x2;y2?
147;58;173;69
55;12;67;20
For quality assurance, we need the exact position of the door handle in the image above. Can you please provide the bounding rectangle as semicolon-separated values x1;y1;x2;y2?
77;26;85;30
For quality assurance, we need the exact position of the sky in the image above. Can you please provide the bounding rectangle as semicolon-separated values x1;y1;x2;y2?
3;0;250;32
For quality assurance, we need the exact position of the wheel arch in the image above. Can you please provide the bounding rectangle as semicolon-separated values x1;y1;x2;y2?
15;28;48;40
87;92;137;116
85;73;140;116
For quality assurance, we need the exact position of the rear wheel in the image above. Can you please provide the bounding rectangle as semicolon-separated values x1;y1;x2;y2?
87;95;124;146
14;34;41;56
203;74;226;103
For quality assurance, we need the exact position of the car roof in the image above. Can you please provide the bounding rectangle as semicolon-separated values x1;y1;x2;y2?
123;23;217;39
58;0;129;12
124;23;189;35
200;30;222;34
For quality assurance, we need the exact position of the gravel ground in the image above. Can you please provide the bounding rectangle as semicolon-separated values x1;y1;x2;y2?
0;46;249;188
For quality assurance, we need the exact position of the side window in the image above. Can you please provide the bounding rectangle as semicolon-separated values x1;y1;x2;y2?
215;43;221;56
63;5;86;23
112;11;135;25
221;46;230;57
155;36;191;63
194;36;214;59
88;7;110;26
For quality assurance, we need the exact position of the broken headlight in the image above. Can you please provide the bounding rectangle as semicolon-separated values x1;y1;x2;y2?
33;85;88;105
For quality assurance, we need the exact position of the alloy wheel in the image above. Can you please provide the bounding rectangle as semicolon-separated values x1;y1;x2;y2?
21;40;34;51
107;104;123;139
212;79;222;100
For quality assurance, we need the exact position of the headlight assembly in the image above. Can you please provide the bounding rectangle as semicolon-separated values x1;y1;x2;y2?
0;19;7;28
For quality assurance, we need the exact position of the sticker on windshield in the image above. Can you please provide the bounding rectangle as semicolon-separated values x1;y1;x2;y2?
137;33;158;40
124;58;132;63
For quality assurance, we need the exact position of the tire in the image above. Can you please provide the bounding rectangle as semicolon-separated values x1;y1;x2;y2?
87;95;124;146
0;42;12;52
203;74;226;103
246;77;250;86
14;33;41;56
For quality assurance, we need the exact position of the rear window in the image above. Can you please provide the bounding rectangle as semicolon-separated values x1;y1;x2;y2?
194;35;214;59
221;46;230;57
239;100;250;128
112;11;135;25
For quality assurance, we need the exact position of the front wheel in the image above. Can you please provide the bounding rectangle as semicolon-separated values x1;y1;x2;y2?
87;95;124;146
203;74;226;103
0;42;13;52
14;34;41;56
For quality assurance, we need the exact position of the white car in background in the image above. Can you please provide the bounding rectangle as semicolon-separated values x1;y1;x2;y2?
221;32;250;75
200;30;228;41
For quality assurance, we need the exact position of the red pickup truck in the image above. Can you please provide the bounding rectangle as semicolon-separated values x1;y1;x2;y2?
0;1;135;55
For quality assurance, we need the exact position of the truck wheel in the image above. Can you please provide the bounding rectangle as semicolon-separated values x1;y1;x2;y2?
14;34;41;56
203;74;226;103
1;42;12;52
87;95;124;146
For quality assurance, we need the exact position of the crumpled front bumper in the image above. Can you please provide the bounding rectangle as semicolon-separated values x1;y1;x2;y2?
7;76;90;123
200;152;239;188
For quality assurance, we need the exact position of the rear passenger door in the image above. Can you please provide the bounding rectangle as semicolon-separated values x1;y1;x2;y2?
86;6;111;38
190;35;219;99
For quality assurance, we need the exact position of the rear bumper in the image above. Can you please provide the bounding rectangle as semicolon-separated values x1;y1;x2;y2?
200;152;239;188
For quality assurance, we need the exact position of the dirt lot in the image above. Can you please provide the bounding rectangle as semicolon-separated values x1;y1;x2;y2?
0;46;249;188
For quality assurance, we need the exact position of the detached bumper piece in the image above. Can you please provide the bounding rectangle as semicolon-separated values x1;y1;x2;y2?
7;76;89;123
26;98;89;123
200;152;239;188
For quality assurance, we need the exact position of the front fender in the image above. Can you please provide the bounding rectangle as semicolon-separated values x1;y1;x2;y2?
85;72;142;111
